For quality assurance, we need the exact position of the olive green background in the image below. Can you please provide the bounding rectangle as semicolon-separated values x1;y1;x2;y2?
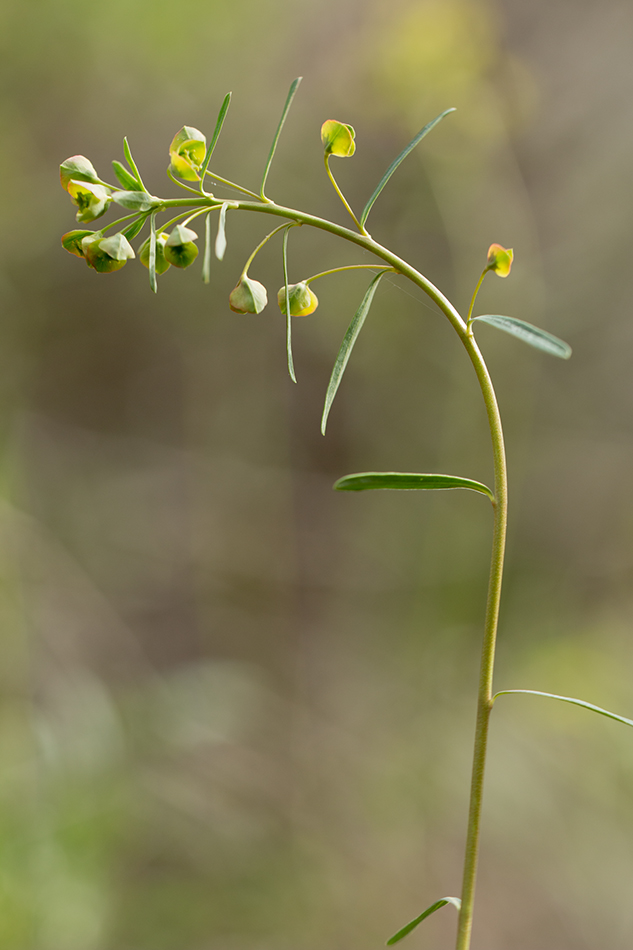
1;0;633;947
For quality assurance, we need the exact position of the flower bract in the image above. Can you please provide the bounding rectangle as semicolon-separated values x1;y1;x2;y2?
277;282;319;316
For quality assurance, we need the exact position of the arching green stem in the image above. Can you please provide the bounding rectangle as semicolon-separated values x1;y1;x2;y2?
129;191;507;950
305;263;391;284
324;155;368;235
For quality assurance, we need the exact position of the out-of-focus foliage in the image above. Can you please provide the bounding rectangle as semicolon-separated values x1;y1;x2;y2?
1;0;633;948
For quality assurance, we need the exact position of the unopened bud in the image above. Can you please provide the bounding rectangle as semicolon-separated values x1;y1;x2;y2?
277;282;319;316
83;232;135;273
163;225;199;268
60;155;101;191
486;244;513;278
61;229;95;258
139;232;171;275
67;180;112;223
169;126;207;181
229;275;268;314
321;120;356;157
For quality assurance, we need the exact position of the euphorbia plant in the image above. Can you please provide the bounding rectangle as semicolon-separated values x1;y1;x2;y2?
59;78;633;950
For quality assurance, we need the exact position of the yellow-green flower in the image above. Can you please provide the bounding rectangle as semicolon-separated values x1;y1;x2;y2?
139;232;171;275
169;126;207;181
67;180;112;223
83;232;135;273
277;282;319;316
60;155;101;191
321;120;356;157
61;229;95;258
229;275;268;314
486;244;514;278
163;225;199;268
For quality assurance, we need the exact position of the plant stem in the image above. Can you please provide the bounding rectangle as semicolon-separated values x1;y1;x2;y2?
121;191;508;948
324;155;368;235
305;263;389;284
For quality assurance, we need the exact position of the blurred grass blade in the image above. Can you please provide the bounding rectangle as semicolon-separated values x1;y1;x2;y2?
112;160;143;191
123;137;147;192
472;315;572;359
360;108;455;228
200;92;232;182
215;201;229;260
282;226;296;383
260;77;302;200
387;897;461;945
123;215;148;240
321;271;388;435
202;212;212;284
493;689;633;727
334;472;494;500
148;212;157;293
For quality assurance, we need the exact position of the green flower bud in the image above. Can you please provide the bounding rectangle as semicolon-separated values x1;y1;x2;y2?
60;155;101;191
83;232;135;273
486;243;514;278
229;275;268;314
61;229;95;258
321;120;356;157
67;180;112;223
163;225;199;268
169;126;207;181
139;232;171;275
277;282;319;316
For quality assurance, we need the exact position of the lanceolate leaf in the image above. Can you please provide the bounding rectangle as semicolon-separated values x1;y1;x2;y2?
123;137;147;192
387;897;461;946
148;212;157;293
123;215;148;240
321;270;388;435
215;201;229;260
472;315;572;360
334;472;495;500
112;160;143;192
260;77;302;200
492;689;633;728
360;108;455;228
282;226;296;383
200;91;232;182
202;212;212;285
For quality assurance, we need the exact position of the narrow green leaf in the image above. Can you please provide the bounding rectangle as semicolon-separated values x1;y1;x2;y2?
260;77;302;200
200;92;232;183
202;212;212;285
472;315;572;359
215;201;229;260
321;271;388;435
148;212;157;293
387;897;461;946
334;472;495;501
123;215;148;240
112;190;160;212
282;226;296;383
112;160;143;192
492;689;633;728
360;108;455;228
123;137;148;192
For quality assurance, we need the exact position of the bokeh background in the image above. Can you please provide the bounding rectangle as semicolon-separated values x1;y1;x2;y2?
1;0;633;947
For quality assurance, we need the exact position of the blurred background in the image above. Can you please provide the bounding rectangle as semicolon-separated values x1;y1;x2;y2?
1;0;633;947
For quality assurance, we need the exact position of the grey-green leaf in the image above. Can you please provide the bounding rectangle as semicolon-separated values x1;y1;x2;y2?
202;212;212;285
123;215;148;240
112;160;143;192
321;270;389;435
123;137;148;192
492;689;633;728
112;190;161;211
360;108;455;228
200;92;232;183
387;897;461;946
215;201;229;260
282;226;296;383
334;472;495;501
260;77;302;200
472;315;572;359
149;212;157;294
